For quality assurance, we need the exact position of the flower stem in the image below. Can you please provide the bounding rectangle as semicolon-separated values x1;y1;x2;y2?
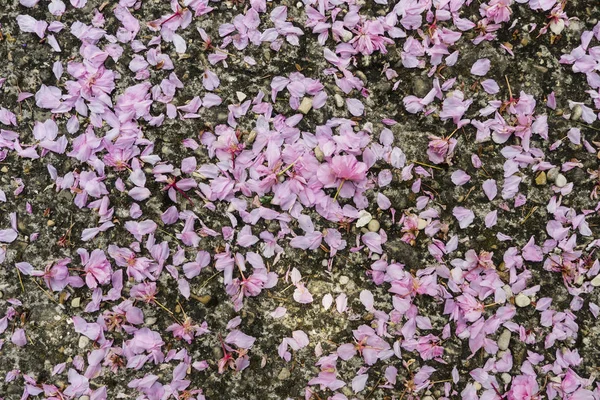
333;179;346;201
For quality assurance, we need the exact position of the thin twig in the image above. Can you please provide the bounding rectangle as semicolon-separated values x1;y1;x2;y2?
520;206;538;224
199;271;220;289
32;279;63;308
573;120;600;132
16;267;25;293
365;376;384;399
412;160;444;170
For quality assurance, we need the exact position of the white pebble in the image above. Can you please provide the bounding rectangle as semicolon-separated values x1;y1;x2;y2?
502;285;514;299
367;219;380;232
555;174;567;188
498;329;511;351
298;97;313;114
78;336;90;349
571;105;583;121
591;274;600;287
547;167;559;182
515;293;531;308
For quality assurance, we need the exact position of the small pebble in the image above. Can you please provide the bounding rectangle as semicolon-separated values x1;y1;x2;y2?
535;171;546;185
501;373;512;384
503;285;513;299
79;396;90;400
298;97;313;114
571;104;583;121
314;146;324;162
591;275;600;287
197;295;212;305
547;167;559;182
555;174;567;188
212;346;223;359
334;94;344;108
71;297;81;308
355;71;367;84
78;336;90;349
278;367;291;380
339;275;350;285
47;220;55;227
367;219;380;232
245;130;257;145
515;293;531;308
498;329;511;351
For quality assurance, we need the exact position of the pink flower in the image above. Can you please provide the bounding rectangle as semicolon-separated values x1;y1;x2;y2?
481;0;513;24
41;258;72;291
350;20;393;55
307;355;346;391
427;135;457;165
456;293;484;322
507;375;539;400
226;265;278;311
79;249;112;289
166;318;209;344
439;90;472;126
130;282;158;303
330;155;368;182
